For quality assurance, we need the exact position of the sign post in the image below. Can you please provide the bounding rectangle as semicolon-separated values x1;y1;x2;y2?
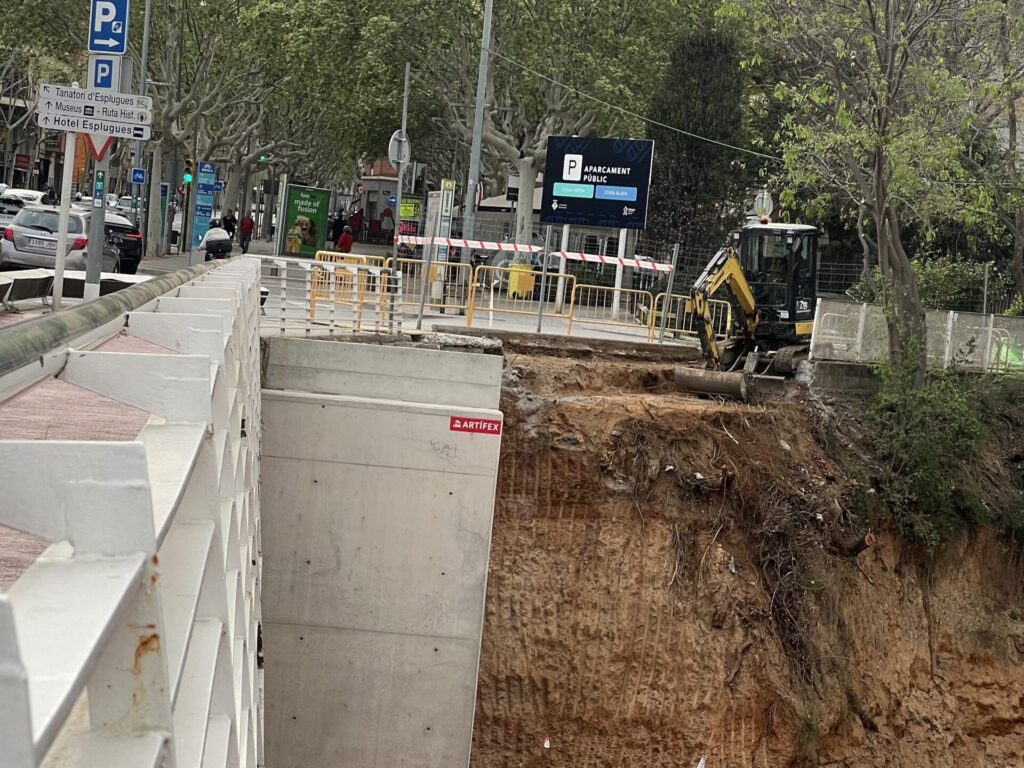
80;0;136;298
190;161;216;263
51;130;78;311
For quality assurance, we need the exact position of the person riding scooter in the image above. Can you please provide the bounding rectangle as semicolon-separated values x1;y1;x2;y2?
199;219;233;260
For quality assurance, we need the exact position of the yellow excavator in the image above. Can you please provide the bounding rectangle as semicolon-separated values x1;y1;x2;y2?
674;221;820;400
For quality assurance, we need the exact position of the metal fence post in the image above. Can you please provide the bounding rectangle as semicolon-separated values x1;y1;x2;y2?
536;226;552;333
658;243;681;344
983;312;995;372
416;204;444;331
555;223;570;313
855;302;867;360
944;311;956;367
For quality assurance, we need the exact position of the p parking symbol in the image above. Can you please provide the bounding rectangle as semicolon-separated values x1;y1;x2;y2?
563;154;583;182
92;59;114;89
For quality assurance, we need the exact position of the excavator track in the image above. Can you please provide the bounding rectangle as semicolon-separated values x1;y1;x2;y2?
772;344;810;375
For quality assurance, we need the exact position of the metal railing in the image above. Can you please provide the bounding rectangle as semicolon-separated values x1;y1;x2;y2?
567;285;657;341
466;265;575;328
256;255;403;336
390;258;472;314
0;257;264;768
649;293;733;341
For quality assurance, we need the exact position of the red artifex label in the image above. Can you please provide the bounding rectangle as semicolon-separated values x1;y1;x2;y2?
450;416;503;435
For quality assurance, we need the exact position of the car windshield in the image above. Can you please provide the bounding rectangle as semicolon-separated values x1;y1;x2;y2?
13;209;84;234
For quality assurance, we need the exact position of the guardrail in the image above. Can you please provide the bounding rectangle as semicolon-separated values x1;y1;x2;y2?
0;257;264;768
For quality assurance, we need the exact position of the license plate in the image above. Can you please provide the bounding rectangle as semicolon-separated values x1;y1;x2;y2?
29;238;56;250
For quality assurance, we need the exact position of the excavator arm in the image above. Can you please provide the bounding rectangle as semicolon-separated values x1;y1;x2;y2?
687;247;760;368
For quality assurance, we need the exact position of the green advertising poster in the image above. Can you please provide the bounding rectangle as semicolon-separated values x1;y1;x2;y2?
281;184;330;257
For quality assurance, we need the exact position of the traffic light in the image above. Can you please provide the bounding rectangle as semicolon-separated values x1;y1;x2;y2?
183;158;195;184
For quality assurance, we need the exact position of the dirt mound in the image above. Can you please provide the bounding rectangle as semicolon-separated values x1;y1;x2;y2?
471;355;1024;767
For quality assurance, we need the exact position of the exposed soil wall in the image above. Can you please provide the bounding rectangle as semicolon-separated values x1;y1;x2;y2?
471;355;1024;767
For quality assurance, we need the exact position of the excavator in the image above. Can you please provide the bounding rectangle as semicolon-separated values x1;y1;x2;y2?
673;221;820;401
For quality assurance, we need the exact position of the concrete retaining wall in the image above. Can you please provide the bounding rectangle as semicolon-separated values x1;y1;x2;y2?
261;341;503;768
263;336;503;409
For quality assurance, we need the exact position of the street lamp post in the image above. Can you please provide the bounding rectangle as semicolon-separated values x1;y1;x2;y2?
461;0;494;258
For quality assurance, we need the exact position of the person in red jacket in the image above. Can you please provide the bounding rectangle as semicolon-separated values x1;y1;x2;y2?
336;225;354;253
239;213;255;254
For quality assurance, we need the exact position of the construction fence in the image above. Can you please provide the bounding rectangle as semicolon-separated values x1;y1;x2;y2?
390;214;870;299
257;247;733;344
810;297;1024;372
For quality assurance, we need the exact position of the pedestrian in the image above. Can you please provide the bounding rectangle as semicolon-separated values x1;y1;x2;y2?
199;219;233;261
336;225;353;253
239;211;255;254
349;208;364;242
331;208;346;244
222;208;238;240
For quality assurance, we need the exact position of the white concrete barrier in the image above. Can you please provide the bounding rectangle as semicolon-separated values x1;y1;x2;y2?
0;258;265;768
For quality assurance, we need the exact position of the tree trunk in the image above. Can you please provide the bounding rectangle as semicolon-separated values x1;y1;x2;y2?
1013;210;1024;300
874;201;927;377
147;145;163;261
224;160;242;219
513;156;538;263
4;130;14;186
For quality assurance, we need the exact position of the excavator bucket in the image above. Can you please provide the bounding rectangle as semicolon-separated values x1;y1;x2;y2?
674;366;751;402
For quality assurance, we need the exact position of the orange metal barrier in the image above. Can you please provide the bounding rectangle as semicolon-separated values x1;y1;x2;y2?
651;293;733;340
568;285;657;340
466;266;575;326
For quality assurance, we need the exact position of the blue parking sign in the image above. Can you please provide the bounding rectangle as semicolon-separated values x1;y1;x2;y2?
131;167;146;185
88;0;130;55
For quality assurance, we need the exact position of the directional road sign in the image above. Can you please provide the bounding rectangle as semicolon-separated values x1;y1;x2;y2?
131;167;146;184
38;99;152;127
388;195;398;207
37;113;151;140
88;0;130;55
39;84;152;112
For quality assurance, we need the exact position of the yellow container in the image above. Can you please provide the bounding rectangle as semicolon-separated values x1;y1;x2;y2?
507;262;536;299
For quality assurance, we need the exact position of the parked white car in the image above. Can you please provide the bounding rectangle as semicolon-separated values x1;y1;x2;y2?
2;188;51;206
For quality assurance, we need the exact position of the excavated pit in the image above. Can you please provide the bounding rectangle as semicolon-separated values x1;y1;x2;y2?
471;353;1024;767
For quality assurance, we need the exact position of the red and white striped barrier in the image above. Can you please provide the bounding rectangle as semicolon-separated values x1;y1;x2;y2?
395;235;542;253
553;251;674;272
395;237;673;271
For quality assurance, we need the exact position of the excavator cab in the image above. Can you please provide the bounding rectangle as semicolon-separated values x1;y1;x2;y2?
735;223;819;346
677;222;820;398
